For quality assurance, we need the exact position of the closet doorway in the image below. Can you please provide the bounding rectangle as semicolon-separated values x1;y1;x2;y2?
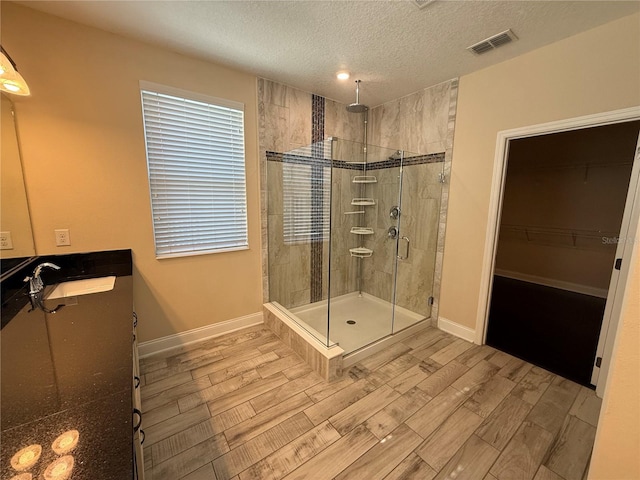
484;116;640;388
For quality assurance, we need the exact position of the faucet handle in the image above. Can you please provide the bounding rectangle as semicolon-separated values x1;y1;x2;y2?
24;274;44;294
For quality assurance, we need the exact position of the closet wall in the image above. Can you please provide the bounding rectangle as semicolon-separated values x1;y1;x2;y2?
495;121;639;296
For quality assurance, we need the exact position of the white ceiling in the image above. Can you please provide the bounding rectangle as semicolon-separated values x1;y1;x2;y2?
16;0;640;107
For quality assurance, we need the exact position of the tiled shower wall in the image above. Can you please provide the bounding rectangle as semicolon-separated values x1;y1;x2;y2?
258;79;364;308
365;79;459;320
259;77;458;322
368;80;455;154
359;159;444;317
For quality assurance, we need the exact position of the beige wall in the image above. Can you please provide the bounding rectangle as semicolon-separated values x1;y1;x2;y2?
2;3;263;342
440;12;640;329
589;222;640;479
442;15;640;477
496;152;634;294
1;94;35;258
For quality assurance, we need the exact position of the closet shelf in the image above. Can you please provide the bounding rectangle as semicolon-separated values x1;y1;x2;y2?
350;247;373;258
350;227;374;235
352;175;377;184
351;198;376;206
500;224;619;250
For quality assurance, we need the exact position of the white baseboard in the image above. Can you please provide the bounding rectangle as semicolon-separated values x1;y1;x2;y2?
138;312;263;358
438;317;476;343
494;269;608;298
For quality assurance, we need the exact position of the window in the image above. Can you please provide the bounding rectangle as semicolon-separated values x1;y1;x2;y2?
140;82;248;258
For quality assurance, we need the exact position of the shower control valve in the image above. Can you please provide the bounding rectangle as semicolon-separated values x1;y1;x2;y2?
388;226;399;239
389;206;400;219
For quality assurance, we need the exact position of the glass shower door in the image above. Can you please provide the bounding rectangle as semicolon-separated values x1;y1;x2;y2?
392;153;444;332
328;139;405;353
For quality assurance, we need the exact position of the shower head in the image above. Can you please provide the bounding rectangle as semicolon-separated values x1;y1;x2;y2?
347;103;368;113
388;150;402;160
346;80;368;113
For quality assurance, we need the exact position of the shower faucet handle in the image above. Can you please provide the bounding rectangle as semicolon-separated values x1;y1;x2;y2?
388;226;398;239
389;206;400;219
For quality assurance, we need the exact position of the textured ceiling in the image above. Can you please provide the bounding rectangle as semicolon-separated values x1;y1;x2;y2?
16;0;640;107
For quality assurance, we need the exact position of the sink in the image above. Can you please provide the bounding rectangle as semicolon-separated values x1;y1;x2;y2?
46;276;116;300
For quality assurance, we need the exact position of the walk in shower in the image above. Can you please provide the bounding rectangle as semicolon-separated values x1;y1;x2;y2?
266;136;444;355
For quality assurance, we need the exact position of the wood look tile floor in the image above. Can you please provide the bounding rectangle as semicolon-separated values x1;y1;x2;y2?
139;325;601;480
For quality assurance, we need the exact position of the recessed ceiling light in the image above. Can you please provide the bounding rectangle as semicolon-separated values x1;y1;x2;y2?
336;71;350;81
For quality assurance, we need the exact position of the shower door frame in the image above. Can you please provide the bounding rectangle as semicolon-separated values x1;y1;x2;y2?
390;154;405;334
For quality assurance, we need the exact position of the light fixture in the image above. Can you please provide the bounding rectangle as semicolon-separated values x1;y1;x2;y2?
336;71;350;81
0;46;31;96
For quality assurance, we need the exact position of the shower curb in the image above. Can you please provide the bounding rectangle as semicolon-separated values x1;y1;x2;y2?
263;303;344;381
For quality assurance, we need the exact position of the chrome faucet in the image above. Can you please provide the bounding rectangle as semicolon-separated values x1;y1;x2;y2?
24;262;64;313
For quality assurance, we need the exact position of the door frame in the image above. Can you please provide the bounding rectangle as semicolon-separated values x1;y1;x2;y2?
475;106;640;395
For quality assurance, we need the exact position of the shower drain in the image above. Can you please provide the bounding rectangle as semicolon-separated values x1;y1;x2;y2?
346;320;357;325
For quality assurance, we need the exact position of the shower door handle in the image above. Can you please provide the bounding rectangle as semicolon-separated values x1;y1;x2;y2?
398;236;410;260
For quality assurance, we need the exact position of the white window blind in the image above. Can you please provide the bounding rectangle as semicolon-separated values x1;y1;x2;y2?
140;82;248;258
282;142;331;244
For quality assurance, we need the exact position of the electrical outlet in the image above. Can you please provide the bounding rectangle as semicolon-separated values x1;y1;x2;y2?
0;231;13;250
55;229;71;246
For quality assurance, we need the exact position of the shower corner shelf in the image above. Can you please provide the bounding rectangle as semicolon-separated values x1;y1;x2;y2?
350;247;373;258
350;227;374;235
352;175;377;184
351;198;376;206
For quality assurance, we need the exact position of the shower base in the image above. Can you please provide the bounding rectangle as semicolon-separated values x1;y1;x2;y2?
290;292;426;354
264;294;431;380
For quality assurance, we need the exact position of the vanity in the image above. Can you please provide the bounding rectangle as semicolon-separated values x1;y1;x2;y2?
0;249;142;479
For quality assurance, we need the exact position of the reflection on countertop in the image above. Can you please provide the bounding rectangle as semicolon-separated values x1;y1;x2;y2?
1;250;134;480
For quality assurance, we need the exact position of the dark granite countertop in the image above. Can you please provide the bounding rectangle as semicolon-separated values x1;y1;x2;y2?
1;251;134;479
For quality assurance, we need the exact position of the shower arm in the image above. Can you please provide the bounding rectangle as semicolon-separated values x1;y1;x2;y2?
357;109;369;296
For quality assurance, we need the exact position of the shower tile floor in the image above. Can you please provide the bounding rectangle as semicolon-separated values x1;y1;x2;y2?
140;324;601;480
289;292;426;353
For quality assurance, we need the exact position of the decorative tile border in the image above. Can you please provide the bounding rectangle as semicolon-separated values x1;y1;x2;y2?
265;150;445;169
310;95;325;303
311;94;325;145
366;152;445;170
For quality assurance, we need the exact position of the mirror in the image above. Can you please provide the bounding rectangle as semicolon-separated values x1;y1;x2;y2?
1;94;36;270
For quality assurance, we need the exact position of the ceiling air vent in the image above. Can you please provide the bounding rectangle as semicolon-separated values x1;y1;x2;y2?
468;29;518;55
